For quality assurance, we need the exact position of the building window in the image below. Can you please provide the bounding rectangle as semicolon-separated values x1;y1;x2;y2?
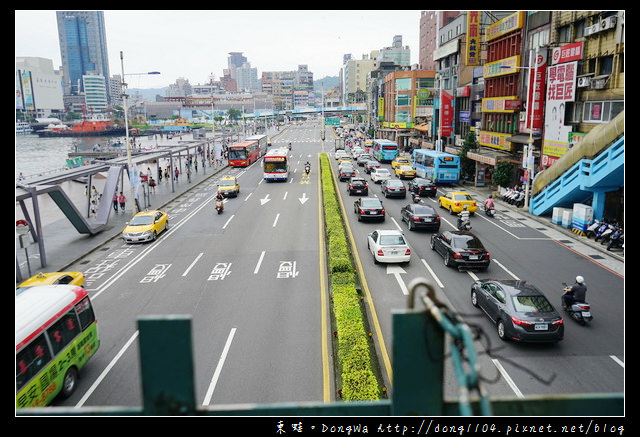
395;78;411;91
582;100;624;123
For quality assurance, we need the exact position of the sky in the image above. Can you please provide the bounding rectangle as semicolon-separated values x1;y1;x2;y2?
15;10;422;89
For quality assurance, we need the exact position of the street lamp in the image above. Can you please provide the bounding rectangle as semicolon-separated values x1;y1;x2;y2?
119;50;160;217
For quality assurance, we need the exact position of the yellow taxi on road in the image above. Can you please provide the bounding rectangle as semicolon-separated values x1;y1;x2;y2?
395;165;416;179
17;271;85;290
122;210;169;243
391;156;410;170
438;191;478;215
218;175;240;197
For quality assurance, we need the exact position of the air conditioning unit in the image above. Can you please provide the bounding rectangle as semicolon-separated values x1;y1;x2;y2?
590;76;609;90
600;16;617;30
577;77;591;87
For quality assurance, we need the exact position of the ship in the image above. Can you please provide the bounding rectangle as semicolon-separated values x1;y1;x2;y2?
38;113;126;137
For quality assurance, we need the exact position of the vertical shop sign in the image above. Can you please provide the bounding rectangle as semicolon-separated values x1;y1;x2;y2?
466;11;480;66
440;90;454;137
542;61;577;167
526;48;547;131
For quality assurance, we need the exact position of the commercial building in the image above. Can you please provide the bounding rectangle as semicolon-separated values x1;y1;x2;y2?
15;57;64;118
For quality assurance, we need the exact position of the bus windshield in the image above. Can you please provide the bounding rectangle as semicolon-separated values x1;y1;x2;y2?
264;162;287;173
228;148;247;159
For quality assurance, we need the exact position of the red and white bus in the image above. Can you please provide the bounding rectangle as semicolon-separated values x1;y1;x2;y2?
228;140;260;167
263;148;289;181
245;134;268;157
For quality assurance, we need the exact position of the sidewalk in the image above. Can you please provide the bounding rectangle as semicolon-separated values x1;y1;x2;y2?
15;132;230;283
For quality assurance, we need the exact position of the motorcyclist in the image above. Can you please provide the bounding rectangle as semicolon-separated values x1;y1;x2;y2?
484;195;495;210
288;142;292;150
304;161;311;174
457;205;470;230
562;275;587;309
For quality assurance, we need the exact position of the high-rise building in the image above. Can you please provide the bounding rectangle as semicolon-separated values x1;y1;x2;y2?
56;11;111;102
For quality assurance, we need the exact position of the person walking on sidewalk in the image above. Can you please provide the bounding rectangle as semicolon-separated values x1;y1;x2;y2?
149;176;156;194
118;192;126;213
113;193;119;213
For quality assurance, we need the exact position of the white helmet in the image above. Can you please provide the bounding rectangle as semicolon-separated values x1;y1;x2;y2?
576;275;584;284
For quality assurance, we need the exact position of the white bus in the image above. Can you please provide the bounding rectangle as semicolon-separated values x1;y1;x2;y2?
245;134;269;158
263;148;289;181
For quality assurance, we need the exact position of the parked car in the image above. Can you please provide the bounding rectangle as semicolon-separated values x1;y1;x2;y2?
357;154;372;166
391;156;411;170
438;191;478;215
395;165;416;179
364;160;381;174
338;164;356;181
430;230;490;270
400;203;441;231
371;168;392;183
471;279;564;343
408;177;437;197
381;178;407;198
354;197;385;221
347;177;368;195
122;210;169;243
367;229;411;264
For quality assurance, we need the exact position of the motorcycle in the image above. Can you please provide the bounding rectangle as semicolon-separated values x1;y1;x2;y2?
561;283;593;325
606;228;623;251
457;214;472;231
483;201;496;217
594;222;615;242
411;192;422;203
215;199;224;214
304;163;310;175
593;221;612;242
585;219;602;239
599;223;619;245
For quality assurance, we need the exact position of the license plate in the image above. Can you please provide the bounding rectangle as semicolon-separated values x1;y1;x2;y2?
424;218;432;222
469;255;479;260
582;311;591;317
389;250;398;255
534;323;548;331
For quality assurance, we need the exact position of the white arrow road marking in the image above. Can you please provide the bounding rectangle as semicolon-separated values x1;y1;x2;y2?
260;194;271;205
387;265;408;295
299;193;309;205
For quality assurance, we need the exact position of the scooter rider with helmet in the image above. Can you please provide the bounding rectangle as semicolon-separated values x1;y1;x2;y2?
563;276;587;309
484;195;495;210
457;205;471;230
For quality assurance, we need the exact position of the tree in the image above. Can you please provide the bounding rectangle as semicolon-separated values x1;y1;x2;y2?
458;131;478;180
492;161;513;188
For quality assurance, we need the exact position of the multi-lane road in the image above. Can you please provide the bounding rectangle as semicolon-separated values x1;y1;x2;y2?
54;121;624;409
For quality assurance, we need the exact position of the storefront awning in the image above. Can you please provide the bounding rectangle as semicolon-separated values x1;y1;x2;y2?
506;134;541;144
466;148;515;166
413;123;431;133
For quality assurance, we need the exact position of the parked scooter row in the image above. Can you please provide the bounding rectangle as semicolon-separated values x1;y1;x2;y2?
500;186;526;207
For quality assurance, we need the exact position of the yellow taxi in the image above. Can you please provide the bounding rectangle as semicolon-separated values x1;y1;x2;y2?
218;175;240;197
391;156;411;170
438;191;478;215
395;165;416;179
122;210;169;243
17;271;85;290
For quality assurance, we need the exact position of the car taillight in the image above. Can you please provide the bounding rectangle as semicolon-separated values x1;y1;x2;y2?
377;250;384;256
483;252;490;260
454;202;461;207
453;252;464;259
511;316;534;326
413;217;421;221
435;217;441;222
552;319;564;325
381;209;385;214
405;249;411;255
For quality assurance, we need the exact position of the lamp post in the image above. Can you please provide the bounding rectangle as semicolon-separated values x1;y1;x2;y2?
119;50;160;217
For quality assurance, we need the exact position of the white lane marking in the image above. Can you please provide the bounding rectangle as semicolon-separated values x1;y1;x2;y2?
223;214;235;229
492;358;524;398
254;251;266;274
182;252;204;276
202;328;237;406
273;213;280;227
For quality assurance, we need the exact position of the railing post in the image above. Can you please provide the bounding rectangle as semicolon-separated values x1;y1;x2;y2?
137;315;196;415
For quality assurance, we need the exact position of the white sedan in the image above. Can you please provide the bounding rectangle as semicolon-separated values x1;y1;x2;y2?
371;168;391;183
367;229;411;264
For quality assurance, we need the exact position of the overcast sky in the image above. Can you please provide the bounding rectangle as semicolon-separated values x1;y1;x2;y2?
15;10;422;89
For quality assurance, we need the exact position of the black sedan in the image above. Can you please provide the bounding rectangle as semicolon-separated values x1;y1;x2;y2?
354;197;385;222
363;160;381;174
400;203;441;231
338;165;356;181
430;230;490;270
408;177;438;197
347;177;368;196
470;279;564;343
381;179;406;198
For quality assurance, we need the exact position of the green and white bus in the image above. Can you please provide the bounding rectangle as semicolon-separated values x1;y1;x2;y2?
16;284;99;408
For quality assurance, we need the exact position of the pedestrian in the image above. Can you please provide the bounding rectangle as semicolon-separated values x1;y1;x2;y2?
164;165;170;182
158;165;163;182
118;191;126;212
149;176;156;194
113;193;119;212
174;166;180;182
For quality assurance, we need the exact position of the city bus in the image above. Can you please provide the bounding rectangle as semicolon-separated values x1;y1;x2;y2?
371;139;399;162
411;149;461;184
263;148;289;181
16;284;100;408
245;134;268;157
228;140;261;167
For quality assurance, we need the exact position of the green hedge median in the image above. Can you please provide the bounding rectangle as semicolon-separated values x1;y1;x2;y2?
320;153;383;401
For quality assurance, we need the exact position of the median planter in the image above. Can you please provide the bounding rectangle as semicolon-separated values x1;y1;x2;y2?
320;153;383;401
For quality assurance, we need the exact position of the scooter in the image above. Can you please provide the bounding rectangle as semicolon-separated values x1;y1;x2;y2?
215;199;224;214
411;192;422;203
304;163;310;175
483;202;496;217
593;221;612;242
599;223;619;245
513;191;525;207
457;215;472;231
561;283;593;325
585;219;601;239
606;228;623;250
